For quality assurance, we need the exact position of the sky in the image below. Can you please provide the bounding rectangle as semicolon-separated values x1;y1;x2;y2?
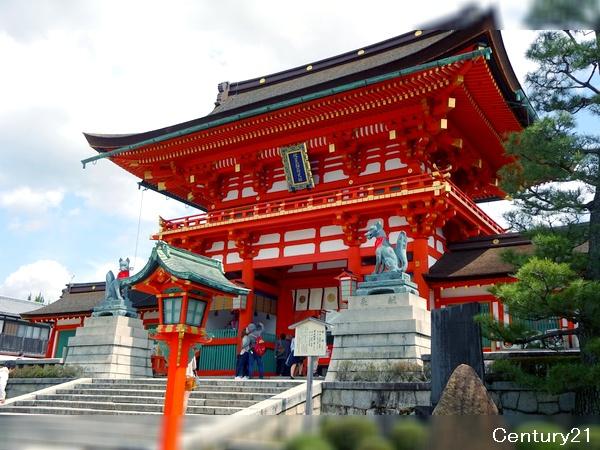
0;0;538;303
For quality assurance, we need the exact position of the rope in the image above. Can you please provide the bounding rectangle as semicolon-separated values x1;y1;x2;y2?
133;188;146;271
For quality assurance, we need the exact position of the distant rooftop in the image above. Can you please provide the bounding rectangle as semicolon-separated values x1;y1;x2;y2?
0;296;42;317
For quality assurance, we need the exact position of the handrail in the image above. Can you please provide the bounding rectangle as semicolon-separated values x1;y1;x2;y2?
157;174;503;235
159;173;438;232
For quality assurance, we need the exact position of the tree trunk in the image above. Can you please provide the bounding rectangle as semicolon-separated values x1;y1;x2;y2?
586;148;600;280
574;328;600;414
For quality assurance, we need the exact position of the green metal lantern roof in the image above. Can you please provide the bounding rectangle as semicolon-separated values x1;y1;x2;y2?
125;241;249;296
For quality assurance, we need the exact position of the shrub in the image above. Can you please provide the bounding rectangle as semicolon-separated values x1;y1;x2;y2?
321;417;379;450
284;435;333;450
11;364;83;378
390;420;428;450
356;436;393;450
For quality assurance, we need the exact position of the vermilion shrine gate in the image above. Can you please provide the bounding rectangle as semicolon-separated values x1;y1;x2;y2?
77;11;572;374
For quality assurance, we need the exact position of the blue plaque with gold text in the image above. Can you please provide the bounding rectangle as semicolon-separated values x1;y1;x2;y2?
280;143;314;191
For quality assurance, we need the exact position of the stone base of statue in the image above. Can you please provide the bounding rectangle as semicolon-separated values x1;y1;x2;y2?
63;316;152;379
325;291;431;382
355;271;419;296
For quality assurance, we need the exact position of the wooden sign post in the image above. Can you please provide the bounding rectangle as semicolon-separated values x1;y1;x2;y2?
289;317;328;415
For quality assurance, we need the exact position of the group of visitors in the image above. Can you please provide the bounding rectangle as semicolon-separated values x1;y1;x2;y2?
235;322;266;379
234;328;306;379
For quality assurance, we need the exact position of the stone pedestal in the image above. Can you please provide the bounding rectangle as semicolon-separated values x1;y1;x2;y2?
64;316;152;379
325;292;431;382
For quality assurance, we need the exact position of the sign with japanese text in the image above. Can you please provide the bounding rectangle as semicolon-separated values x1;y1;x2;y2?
294;320;327;357
280;142;314;191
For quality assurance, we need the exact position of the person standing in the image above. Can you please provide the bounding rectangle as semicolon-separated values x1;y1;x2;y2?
247;322;265;379
275;333;290;376
0;361;16;405
288;336;305;379
234;329;250;380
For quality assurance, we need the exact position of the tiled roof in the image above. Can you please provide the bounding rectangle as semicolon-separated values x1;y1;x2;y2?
0;296;41;317
426;233;534;281
21;284;157;318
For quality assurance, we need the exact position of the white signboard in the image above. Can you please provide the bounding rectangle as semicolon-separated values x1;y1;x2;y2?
294;321;327;357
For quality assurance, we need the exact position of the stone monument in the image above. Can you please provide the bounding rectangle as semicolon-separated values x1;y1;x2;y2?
326;222;431;381
64;258;152;378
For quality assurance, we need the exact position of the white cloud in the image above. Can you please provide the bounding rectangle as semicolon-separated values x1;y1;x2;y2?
0;186;64;213
0;259;72;303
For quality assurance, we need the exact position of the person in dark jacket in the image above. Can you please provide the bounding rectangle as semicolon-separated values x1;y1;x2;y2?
275;333;290;376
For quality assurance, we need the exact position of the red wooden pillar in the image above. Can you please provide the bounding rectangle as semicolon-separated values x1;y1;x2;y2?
347;245;362;277
411;237;430;299
276;285;294;337
45;321;57;358
238;258;255;338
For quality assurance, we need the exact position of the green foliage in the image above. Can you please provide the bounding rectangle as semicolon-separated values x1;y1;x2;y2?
389;420;428;450
489;358;600;394
284;435;334;450
356;436;393;450
11;364;83;378
321;418;379;450
513;422;565;450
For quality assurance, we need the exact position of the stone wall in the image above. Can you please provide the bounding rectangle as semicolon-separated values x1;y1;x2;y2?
321;381;576;415
232;381;322;416
321;382;430;414
487;381;575;415
6;378;75;398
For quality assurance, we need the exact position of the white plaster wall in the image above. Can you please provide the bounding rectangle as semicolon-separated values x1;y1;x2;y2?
320;225;343;237
223;190;239;201
384;158;406;170
256;248;280;260
323;170;348;183
285;229;316;242
207;241;224;252
267;180;288;193
360;162;380;176
436;240;444;253
258;233;280;245
428;255;437;268
440;284;494;298
288;264;314;273
226;252;242;264
319;240;348;253
284;243;316;257
316;260;347;270
388;216;408;227
57;318;81;326
242;186;258;197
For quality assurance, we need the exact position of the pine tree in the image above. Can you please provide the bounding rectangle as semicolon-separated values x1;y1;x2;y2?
478;0;600;413
34;292;45;304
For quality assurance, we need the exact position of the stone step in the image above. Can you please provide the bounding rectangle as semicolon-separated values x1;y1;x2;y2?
90;378;300;388
0;405;162;415
67;384;290;394
11;399;241;415
33;394;258;408
51;389;275;403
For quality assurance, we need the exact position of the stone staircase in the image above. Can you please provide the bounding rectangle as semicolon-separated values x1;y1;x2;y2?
0;378;301;415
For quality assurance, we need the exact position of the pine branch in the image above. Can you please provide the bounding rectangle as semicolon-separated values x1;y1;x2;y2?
511;328;578;345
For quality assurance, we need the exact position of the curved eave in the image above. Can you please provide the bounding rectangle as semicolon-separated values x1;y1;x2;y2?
125;245;249;297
